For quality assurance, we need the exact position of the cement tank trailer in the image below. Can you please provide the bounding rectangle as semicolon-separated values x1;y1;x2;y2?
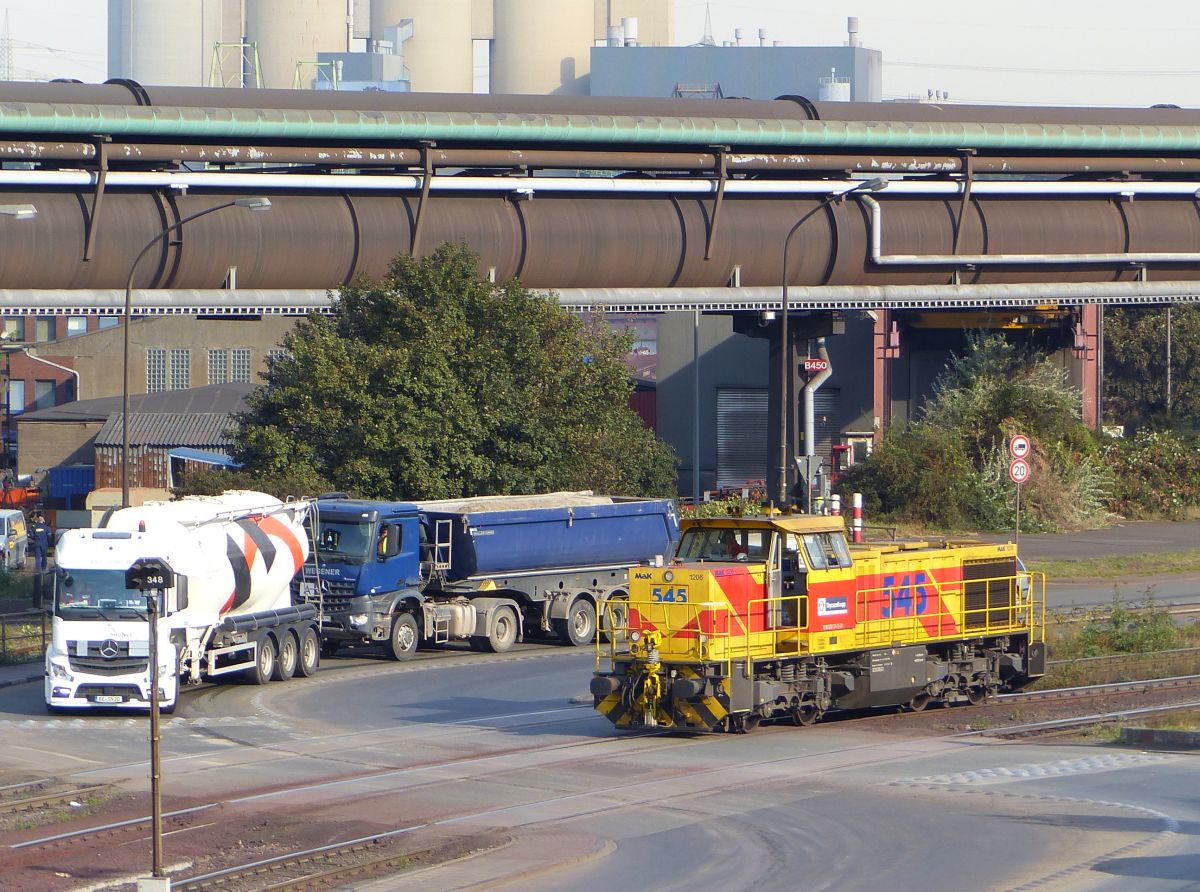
45;491;319;713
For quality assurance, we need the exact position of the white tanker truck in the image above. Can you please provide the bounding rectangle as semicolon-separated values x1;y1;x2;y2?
44;491;319;713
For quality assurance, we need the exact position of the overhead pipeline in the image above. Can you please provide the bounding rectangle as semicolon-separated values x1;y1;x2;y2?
2;188;1198;290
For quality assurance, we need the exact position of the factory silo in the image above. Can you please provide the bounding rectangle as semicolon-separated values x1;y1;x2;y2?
372;0;474;92
593;0;674;47
108;0;232;86
244;0;350;89
492;0;593;95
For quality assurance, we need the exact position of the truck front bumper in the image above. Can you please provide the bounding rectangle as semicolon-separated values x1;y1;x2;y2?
45;664;177;711
320;597;389;642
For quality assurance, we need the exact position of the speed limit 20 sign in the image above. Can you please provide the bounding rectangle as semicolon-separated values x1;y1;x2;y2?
1009;458;1031;484
1009;434;1031;459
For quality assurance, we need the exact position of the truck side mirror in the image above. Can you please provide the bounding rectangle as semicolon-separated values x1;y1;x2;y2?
384;525;401;559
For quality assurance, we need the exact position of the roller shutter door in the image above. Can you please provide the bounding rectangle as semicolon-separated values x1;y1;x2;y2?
716;388;767;489
813;388;841;462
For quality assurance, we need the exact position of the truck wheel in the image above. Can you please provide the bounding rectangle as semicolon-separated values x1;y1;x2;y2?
273;631;298;681
244;634;277;685
320;639;341;659
600;596;629;644
296;628;320;677
485;606;519;653
385;613;419;661
554;598;596;647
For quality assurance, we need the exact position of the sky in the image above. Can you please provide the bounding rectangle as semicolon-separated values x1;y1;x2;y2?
3;0;1199;108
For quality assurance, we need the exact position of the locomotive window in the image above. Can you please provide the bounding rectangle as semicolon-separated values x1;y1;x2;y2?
802;532;853;570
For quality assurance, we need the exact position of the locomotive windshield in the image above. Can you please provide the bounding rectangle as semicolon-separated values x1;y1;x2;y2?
313;519;375;562
54;568;147;619
676;527;768;562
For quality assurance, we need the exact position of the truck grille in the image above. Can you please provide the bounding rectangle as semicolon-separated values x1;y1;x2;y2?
294;576;358;613
69;656;149;675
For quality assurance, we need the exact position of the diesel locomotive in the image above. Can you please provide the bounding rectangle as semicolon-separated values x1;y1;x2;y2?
592;514;1045;732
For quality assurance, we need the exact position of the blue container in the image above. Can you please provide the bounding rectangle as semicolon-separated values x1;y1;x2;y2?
419;496;680;581
48;465;95;502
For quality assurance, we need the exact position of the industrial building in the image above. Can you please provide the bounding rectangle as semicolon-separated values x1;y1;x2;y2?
107;0;674;94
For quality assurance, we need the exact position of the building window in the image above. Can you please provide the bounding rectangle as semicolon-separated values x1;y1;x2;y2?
207;348;229;385
97;317;119;330
266;348;289;371
147;348;167;393
231;348;251;383
33;379;55;411
66;316;88;337
170;348;191;390
6;380;24;413
34;317;55;342
1;318;25;341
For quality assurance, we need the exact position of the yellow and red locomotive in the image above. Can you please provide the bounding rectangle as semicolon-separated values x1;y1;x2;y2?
592;515;1045;732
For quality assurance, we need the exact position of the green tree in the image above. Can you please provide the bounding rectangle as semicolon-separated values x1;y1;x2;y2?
1104;305;1200;432
226;244;677;500
839;332;1110;531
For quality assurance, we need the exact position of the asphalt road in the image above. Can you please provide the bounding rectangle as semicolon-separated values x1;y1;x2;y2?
983;519;1200;561
3;646;1200;891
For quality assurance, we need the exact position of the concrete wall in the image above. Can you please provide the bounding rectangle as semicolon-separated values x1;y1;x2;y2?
41;317;302;402
590;45;882;101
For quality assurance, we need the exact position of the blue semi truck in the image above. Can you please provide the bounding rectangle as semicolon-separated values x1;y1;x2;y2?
297;492;680;659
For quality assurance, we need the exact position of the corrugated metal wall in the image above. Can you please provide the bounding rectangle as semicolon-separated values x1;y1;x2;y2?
715;387;767;489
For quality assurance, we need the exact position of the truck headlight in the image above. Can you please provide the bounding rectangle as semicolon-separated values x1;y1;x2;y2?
48;659;74;682
350;614;369;627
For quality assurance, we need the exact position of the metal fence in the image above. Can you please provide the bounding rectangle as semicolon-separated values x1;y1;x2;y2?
0;610;50;664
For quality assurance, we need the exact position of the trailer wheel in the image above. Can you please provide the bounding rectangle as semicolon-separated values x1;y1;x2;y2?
385;612;419;661
273;631;299;681
245;634;277;685
296;628;320;677
554;598;596;647
485;606;519;653
600;596;628;644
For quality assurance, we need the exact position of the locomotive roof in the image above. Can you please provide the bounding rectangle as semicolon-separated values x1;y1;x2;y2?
683;515;846;534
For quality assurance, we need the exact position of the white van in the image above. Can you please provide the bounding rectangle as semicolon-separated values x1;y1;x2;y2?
0;509;28;569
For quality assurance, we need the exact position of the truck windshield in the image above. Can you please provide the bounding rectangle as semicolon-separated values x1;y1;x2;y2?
313;520;374;561
55;569;147;619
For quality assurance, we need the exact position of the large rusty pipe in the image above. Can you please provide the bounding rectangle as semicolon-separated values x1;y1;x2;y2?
3;81;1197;127
14;141;1200;177
2;190;1200;290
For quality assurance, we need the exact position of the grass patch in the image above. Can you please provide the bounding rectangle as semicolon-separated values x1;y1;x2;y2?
1029;549;1200;579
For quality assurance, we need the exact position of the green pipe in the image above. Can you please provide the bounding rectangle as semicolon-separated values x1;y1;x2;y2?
3;101;1200;152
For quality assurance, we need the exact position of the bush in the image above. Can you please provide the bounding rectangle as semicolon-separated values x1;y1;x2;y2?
1103;430;1200;519
1052;595;1182;659
838;332;1110;532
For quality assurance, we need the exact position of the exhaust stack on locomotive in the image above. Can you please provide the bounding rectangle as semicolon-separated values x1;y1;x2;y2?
593;514;1045;733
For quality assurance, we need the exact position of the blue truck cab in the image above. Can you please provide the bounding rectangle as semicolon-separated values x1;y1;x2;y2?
299;492;680;661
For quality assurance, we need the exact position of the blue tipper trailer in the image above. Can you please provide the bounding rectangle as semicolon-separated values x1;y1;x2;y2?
300;492;680;658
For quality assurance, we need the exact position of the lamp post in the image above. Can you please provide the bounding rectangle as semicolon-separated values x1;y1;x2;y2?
0;205;38;474
778;179;887;511
121;197;271;507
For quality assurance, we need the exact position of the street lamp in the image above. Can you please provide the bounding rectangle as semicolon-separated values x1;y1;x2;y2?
777;179;887;511
121;197;272;507
0;205;37;473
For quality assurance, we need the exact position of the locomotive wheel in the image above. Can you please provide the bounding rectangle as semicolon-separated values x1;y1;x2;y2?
906;692;931;713
792;703;822;726
385;613;419;661
967;685;988;706
296;628;320;677
485;606;519;653
273;631;298;681
554;598;597;647
245;634;277;685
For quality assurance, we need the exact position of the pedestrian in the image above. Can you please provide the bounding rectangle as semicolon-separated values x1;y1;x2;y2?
29;511;51;572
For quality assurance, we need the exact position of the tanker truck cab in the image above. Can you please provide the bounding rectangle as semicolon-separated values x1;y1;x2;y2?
302;499;428;657
45;528;187;712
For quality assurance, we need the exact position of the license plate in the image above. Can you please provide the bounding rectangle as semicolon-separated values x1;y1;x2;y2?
93;695;124;704
321;615;334;624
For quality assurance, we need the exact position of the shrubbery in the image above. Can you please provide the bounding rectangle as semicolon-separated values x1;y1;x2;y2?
838;333;1111;532
1103;430;1200;519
